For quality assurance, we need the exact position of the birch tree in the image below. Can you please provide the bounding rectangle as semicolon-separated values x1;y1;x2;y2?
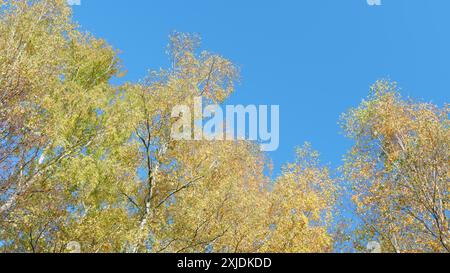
342;80;449;253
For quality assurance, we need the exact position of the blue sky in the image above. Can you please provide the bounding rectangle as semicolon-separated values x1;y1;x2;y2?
72;0;449;175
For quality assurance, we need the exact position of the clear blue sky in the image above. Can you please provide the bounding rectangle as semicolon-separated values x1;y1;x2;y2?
72;0;449;175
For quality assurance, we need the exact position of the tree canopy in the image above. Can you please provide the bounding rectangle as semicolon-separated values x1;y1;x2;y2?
0;0;448;253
